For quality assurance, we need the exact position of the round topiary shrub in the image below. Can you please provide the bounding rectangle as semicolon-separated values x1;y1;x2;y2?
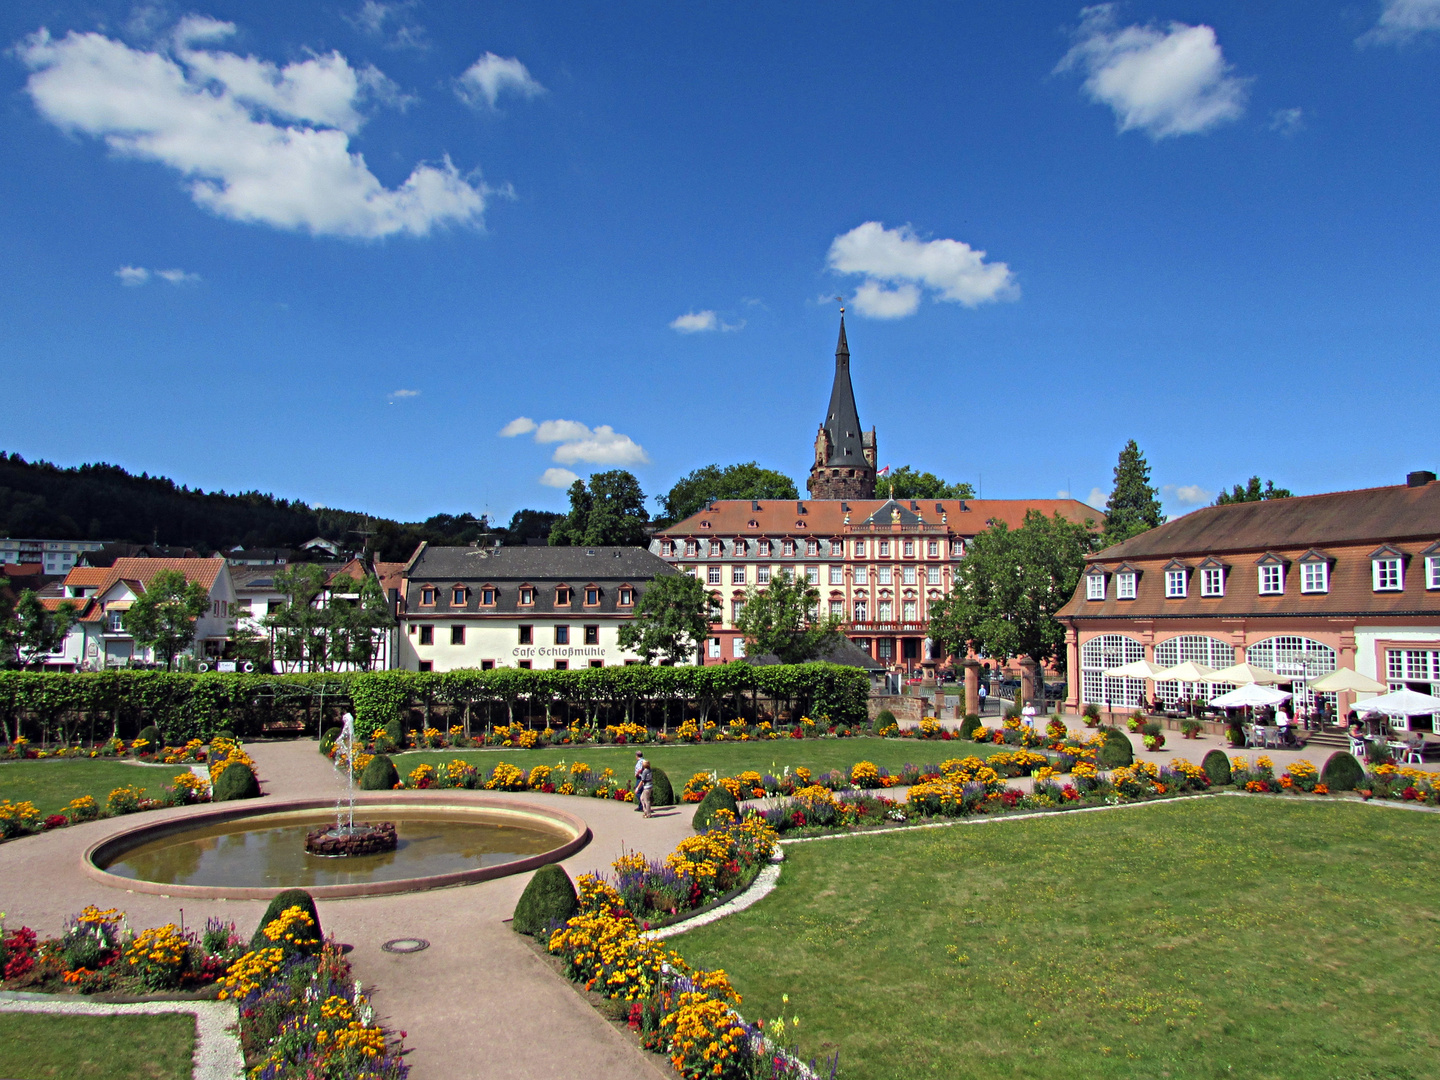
692;784;740;832
959;713;982;740
250;888;323;955
650;767;675;807
213;762;260;801
136;725;162;753
319;727;341;755
383;718;405;748
1098;726;1134;768
511;864;579;936
1201;748;1232;786
873;708;897;734
1321;751;1365;792
360;754;399;790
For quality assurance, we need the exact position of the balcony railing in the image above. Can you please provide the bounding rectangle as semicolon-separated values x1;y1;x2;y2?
847;621;929;633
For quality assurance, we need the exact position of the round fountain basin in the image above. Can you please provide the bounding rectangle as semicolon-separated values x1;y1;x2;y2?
84;796;589;899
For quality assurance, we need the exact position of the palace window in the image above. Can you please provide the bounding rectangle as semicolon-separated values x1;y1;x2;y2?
1373;557;1403;592
757;566;771;584
1087;573;1105;600
1301;561;1329;593
709;541;722;557
734;539;746;557
854;540;867;557
830;599;843;618
829;565;844;585
707;566;721;585
452;587;466;605
518;625;532;644
556;586;573;606
584;587;599;605
1201;567;1225;597
903;540;915;557
878;600;893;620
879;540;890;557
807;539;819;556
854;566;868;585
927;566;941;585
1165;569;1187;598
585;625;599;645
902;566;917;585
618;587;634;606
878;566;892;585
782;539;795;557
519;587;535;605
685;540;698;557
709;638;721;659
758;539;771;557
418;660;433;672
805;566;819;584
732;598;746;620
732;566;747;585
903;599;917;621
1080;634;1146;707
419;625;433;645
951;540;964;557
1258;564;1283;595
854;598;868;621
554;625;569;645
451;626;465;645
661;540;674;557
927;540;939;557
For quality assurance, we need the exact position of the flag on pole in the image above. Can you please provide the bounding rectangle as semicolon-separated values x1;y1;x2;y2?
877;465;890;477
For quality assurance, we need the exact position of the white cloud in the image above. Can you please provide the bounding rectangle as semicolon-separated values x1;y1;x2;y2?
551;425;649;466
1359;0;1440;45
534;419;593;444
1056;4;1248;139
828;221;1016;319
455;53;544;109
1086;487;1108;510
348;1;429;49
1057;489;1070;498
1163;483;1214;507
670;310;718;333
387;388;420;400
18;23;486;239
498;416;537;437
116;265;199;284
1270;107;1305;135
539;467;580;488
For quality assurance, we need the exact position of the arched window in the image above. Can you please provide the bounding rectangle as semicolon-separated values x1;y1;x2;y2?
1154;635;1236;706
1247;636;1337;710
1080;634;1145;707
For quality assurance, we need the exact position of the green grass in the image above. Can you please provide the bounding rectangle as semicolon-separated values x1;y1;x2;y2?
672;798;1440;1080
392;736;1001;782
0;760;171;817
0;1013;194;1079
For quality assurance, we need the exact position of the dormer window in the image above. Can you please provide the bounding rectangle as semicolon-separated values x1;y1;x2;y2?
452;586;467;606
519;586;535;606
556;586;573;606
758;539;771;557
782;539;795;557
685;540;698;558
618;586;634;606
734;539;746;557
806;539;819;557
700;520;712;529
1086;573;1105;601
1201;566;1225;597
420;586;436;606
584;586;600;605
481;587;497;605
1301;561;1329;594
1165;567;1188;599
951;540;964;557
1428;554;1440;591
1258;564;1283;595
661;540;674;557
747;520;759;529
1116;570;1137;599
709;541;722;557
1373;557;1403;591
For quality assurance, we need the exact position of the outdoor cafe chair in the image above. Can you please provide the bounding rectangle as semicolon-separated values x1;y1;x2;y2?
1263;726;1283;749
1348;735;1369;758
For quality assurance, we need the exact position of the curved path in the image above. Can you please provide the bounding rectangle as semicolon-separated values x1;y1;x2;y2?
0;741;696;1080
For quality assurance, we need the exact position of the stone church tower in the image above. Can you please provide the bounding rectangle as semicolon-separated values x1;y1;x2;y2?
807;315;877;500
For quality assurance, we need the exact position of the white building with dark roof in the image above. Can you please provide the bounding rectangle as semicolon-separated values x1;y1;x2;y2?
397;543;680;672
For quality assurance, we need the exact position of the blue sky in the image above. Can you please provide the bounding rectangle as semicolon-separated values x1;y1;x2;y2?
2;1;1439;526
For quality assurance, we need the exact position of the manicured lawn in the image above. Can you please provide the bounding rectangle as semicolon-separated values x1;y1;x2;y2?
672;798;1440;1080
393;736;999;782
0;1013;194;1079
0;760;171;817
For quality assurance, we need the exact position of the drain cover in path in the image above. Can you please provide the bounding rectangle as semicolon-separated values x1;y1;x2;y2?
381;938;430;954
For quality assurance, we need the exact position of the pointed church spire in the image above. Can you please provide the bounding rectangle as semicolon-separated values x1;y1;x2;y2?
836;313;849;362
808;313;877;500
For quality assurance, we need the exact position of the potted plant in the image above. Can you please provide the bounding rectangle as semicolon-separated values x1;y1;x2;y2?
1126;710;1145;733
1082;703;1102;728
1181;719;1202;739
1142;720;1165;751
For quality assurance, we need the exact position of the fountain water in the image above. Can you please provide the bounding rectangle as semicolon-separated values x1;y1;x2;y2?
305;712;398;858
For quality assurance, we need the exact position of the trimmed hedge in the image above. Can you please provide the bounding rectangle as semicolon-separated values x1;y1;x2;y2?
1098;726;1134;768
0;663;871;745
251;889;323;955
692;784;740;832
1321;751;1365;792
359;754;399;790
1201;748;1232;786
213;762;260;801
512;864;579;936
650;767;675;808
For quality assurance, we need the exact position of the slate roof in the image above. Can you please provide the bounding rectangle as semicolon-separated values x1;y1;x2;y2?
658;498;1102;537
821;316;866;467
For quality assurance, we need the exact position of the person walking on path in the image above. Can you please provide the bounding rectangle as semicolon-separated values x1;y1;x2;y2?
637;758;654;818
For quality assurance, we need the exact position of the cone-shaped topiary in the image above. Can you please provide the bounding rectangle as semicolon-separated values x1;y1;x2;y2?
692;783;740;832
250;888;323;955
1201;748;1232;786
1321;751;1365;792
136;726;162;754
319;727;341;755
873;709;898;735
360;754;399;790
1098;726;1134;768
959;713;982;740
213;762;260;801
383;718;405;748
650;767;675;807
511;863;579;936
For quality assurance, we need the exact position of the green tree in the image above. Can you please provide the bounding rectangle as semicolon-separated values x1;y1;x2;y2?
122;568;210;669
327;573;397;671
1102;440;1165;546
549;470;650;546
881;467;976;501
265;564;330;670
499;508;564;545
12;591;78;668
616;573;715;664
656;462;798;525
1215;477;1293;505
735;569;842;664
928;511;1097;673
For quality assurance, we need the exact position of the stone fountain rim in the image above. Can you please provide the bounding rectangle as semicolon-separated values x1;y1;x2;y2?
81;793;591;901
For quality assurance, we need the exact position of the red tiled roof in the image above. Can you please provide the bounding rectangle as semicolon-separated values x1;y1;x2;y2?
62;566;109;588
96;557;225;597
658;498;1103;537
3;563;44;576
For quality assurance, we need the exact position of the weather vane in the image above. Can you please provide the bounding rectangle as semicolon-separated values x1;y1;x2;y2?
835;294;845;314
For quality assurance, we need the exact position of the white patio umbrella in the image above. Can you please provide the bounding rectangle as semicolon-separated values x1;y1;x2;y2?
1308;668;1387;694
1208;662;1286;686
1153;661;1219;682
1208;683;1292;708
1353;688;1440;716
1101;659;1167;678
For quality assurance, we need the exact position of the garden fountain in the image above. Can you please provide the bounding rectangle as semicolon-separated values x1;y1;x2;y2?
304;713;399;858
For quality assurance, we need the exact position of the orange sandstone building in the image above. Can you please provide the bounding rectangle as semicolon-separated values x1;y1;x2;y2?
1057;472;1440;725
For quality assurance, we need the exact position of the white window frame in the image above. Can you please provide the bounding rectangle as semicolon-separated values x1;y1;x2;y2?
1258;564;1283;595
708;637;721;659
879;540;890;557
706;566;721;585
927;541;939;557
854;540;867;557
782;539;795;557
853;598;868;621
1199;567;1224;597
878;599;893;621
902;565;917;585
1426;556;1440;591
1086;574;1105;601
1373;558;1402;592
1116;572;1136;600
758;539;771;557
1300;561;1329;594
1165;569;1187;598
829;599;843;618
828;565;844;585
732;637;745;658
878;566;893;585
854;566;868;585
902;599;918;621
805;566;819;584
903;540;915;557
951;540;964;557
731;566;747;585
756;565;771;585
926;566;941;585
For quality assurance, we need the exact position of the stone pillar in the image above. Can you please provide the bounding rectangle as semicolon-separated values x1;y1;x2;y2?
964;659;981;718
1019;659;1039;709
1064;628;1080;711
